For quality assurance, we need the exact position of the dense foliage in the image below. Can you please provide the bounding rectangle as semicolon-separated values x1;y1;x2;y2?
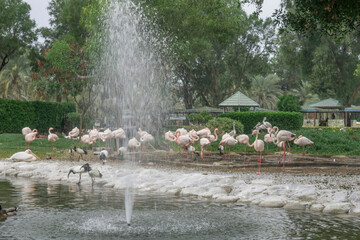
277;95;301;112
218;111;303;133
0;99;76;133
206;117;244;135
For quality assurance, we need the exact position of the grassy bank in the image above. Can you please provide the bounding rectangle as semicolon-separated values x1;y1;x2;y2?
1;128;360;159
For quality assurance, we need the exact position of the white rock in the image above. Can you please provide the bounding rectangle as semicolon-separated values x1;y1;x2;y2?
250;179;274;186
284;201;309;210
322;203;352;214
259;196;286;208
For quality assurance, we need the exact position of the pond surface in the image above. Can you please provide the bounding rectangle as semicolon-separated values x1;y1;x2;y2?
1;177;360;240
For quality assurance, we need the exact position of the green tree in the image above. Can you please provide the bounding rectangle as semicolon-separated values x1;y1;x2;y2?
290;80;320;105
0;0;37;72
249;74;283;110
277;94;301;112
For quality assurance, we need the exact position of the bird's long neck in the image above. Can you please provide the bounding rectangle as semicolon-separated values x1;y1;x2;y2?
214;129;218;141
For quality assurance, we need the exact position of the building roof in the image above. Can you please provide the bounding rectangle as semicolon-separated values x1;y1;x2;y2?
186;106;223;113
307;98;341;109
345;105;360;112
219;91;259;107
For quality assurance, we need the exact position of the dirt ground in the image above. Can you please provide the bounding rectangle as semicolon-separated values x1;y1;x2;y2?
88;150;360;176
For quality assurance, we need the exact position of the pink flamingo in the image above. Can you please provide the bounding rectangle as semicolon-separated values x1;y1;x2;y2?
196;128;211;138
219;136;238;161
89;129;99;152
48;127;59;156
128;137;141;162
112;128;126;160
175;130;193;163
294;135;313;161
25;129;38;149
207;128;219;152
264;128;275;152
165;131;176;148
248;130;264;175
22;127;32;148
272;126;296;168
80;134;91;160
137;128;148;138
69;127;80;147
236;134;250;163
199;138;211;160
140;133;154;152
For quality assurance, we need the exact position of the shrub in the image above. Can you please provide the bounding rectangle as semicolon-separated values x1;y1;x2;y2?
277;94;301;112
0;99;76;133
64;112;93;132
188;110;213;125
217;111;303;133
206;117;244;135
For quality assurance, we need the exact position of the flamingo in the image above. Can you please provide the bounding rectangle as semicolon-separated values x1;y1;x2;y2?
128;137;141;151
196;128;211;138
69;127;80;147
272;126;296;168
112;128;126;160
140;133;154;152
9;149;40;161
199;138;211;160
219;136;238;161
175;130;193;162
248;130;264;175
89;129;99;151
264;128;275;152
176;127;188;136
137;128;148;138
103;128;114;150
294;135;314;161
236;134;250;163
229;122;236;137
25;129;38;149
165;131;176;150
48;127;59;157
21;127;32;148
207;128;219;152
80;134;92;160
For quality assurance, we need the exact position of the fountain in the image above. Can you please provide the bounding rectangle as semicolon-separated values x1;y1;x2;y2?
98;0;172;226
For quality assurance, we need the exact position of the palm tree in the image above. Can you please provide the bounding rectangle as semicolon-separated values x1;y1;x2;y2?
248;74;283;110
290;80;320;105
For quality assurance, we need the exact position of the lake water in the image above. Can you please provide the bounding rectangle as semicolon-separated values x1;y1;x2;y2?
1;177;360;240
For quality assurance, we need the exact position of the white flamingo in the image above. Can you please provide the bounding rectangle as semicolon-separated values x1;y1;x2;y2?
248;130;264;175
236;134;250;163
112;128;126;159
200;138;211;159
140;133;154;151
69;127;80;147
25;129;38;149
219;136;238;161
294;135;314;160
271;126;296;168
48;127;59;156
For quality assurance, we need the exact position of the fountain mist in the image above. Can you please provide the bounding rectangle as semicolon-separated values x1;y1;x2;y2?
98;0;172;226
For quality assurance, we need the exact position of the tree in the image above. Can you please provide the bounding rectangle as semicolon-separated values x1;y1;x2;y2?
277;94;301;112
0;0;37;72
273;0;360;38
249;74;283;110
290;80;320;105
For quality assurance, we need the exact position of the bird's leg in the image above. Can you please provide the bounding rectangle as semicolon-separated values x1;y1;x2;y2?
243;145;247;164
304;145;312;155
78;173;82;184
116;138;119;161
287;141;291;163
257;153;262;175
228;147;231;161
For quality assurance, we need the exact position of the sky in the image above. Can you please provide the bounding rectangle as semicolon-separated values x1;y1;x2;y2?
23;0;281;42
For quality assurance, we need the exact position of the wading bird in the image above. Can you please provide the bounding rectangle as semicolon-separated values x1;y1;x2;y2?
236;134;250;163
25;129;38;149
248;130;264;175
219;136;238;161
271;126;296;168
69;127;80;147
67;163;91;184
88;168;103;187
73;147;87;161
112;128;126;160
199;137;211;160
48;127;59;156
100;150;108;165
294;135;314;161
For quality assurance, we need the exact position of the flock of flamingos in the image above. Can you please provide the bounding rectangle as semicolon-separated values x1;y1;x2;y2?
10;117;313;175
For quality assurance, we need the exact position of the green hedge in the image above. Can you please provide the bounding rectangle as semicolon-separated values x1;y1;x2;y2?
217;111;303;133
0;99;76;133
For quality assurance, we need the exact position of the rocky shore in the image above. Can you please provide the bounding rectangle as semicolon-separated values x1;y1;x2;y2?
1;152;360;216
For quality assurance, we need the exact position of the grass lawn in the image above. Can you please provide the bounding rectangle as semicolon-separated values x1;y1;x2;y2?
1;128;360;159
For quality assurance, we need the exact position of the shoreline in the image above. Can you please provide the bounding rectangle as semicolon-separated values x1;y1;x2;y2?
1;155;360;216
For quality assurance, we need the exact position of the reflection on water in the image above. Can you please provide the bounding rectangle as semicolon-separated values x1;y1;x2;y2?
1;177;360;240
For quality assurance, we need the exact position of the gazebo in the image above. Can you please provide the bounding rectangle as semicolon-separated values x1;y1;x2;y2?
219;91;259;112
300;98;345;127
